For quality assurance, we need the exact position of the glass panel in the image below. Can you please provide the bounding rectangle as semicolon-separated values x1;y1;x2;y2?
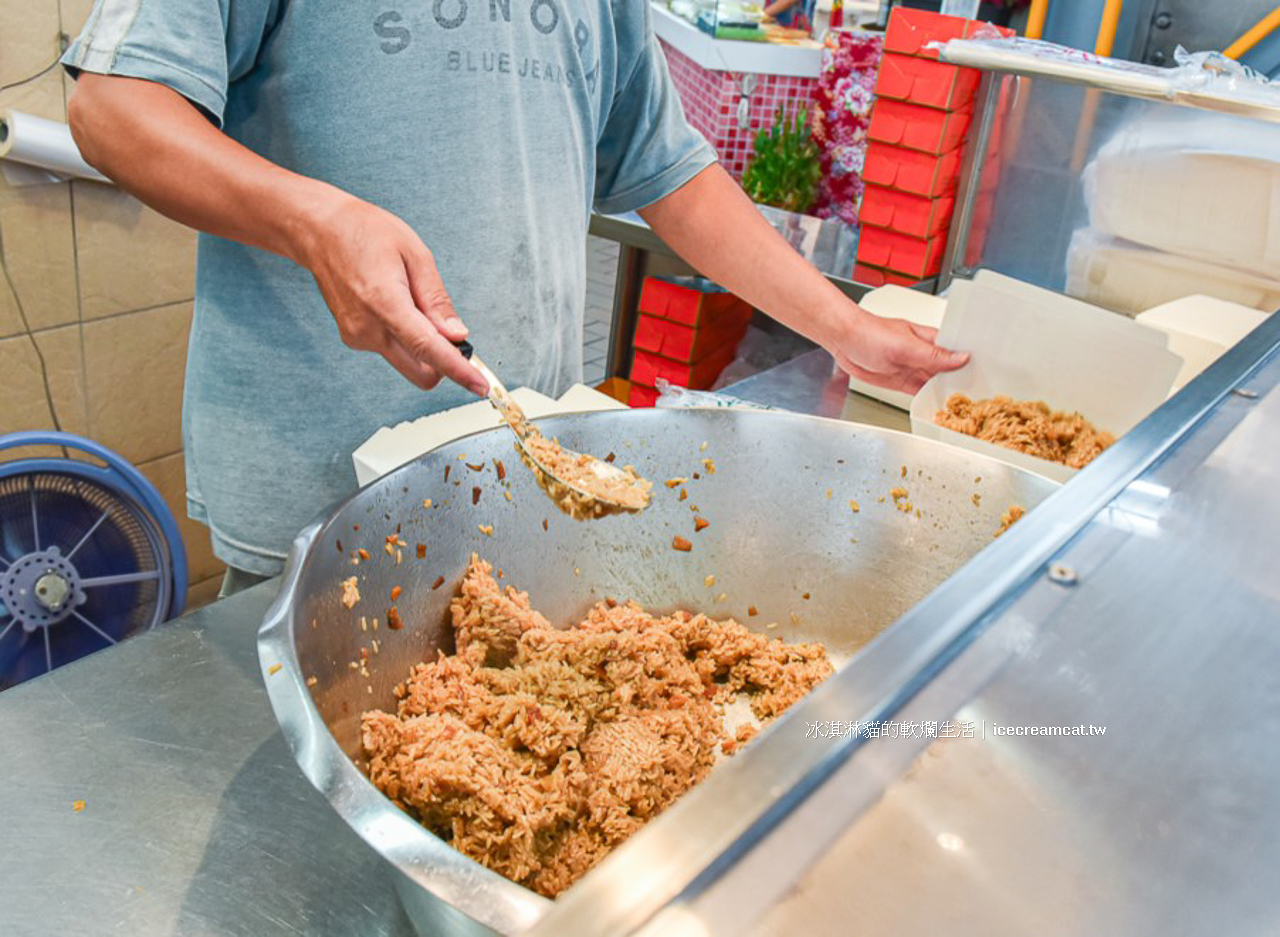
965;79;1280;316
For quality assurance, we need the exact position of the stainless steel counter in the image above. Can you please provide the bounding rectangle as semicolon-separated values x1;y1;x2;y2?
0;584;414;937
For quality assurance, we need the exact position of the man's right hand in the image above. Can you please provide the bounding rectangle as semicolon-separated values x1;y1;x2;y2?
295;194;488;396
67;74;488;397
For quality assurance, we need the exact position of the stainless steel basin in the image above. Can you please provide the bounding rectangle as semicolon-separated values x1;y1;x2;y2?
258;408;1057;935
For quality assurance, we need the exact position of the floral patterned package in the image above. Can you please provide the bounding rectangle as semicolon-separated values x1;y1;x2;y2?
810;30;884;226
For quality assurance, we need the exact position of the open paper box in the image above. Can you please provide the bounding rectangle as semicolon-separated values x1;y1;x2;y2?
910;271;1183;483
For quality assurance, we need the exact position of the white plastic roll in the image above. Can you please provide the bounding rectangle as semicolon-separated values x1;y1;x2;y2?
0;109;110;184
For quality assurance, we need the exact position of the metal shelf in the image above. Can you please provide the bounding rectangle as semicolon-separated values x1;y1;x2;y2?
940;37;1280;123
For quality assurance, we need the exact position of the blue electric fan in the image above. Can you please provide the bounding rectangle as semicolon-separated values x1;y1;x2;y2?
0;432;188;692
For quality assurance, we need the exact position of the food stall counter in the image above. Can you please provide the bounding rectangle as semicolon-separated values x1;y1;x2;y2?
651;4;824;77
5;311;1280;935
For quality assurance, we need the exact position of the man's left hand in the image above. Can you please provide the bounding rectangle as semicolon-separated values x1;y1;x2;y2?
640;165;969;397
827;307;969;395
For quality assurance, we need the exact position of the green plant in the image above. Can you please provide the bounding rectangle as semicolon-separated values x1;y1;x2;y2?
740;106;822;214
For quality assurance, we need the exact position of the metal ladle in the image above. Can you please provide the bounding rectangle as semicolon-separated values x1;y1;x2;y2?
454;341;652;518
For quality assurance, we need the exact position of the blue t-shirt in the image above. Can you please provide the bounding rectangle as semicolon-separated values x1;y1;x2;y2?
65;1;715;574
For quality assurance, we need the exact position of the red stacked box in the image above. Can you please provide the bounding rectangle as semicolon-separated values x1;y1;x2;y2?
851;264;920;288
868;99;973;155
626;278;753;408
856;8;1013;284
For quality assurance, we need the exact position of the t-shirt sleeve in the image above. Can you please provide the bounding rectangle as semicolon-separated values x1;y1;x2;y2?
593;9;718;215
61;0;279;127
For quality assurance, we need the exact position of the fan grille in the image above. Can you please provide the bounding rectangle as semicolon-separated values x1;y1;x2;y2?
0;471;165;689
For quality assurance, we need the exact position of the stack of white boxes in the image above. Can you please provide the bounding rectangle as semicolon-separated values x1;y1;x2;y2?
1069;111;1280;316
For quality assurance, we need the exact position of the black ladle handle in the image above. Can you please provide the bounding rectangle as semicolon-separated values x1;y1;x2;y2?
453;339;474;360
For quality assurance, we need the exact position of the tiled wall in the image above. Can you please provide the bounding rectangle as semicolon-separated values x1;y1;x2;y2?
1;0;224;609
661;40;819;178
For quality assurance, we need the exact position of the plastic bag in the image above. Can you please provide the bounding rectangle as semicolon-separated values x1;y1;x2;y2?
654;379;777;411
1168;46;1277;91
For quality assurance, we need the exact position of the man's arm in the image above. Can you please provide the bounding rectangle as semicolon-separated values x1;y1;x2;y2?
638;164;967;394
67;74;487;396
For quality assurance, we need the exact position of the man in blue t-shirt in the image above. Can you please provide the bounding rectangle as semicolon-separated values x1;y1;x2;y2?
64;1;967;587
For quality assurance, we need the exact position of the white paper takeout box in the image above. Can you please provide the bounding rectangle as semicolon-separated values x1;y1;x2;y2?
910;271;1183;483
1135;294;1268;393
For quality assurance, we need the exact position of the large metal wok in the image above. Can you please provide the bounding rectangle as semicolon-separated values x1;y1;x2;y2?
258;408;1056;935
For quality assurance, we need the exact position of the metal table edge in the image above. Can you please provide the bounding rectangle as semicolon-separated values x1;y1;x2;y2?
587;211;919;303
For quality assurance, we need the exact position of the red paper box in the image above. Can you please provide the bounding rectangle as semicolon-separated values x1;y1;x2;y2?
630;344;738;391
862;142;964;198
859;184;956;239
628;383;660;408
856;224;948;279
868;98;973;155
633;309;751;364
884;8;1014;61
638;278;746;328
853;263;921;287
875;52;980;111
